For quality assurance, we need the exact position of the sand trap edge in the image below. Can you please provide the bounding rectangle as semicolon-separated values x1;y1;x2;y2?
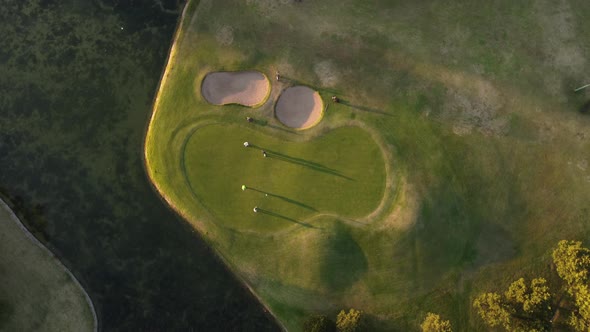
199;70;272;108
274;86;325;130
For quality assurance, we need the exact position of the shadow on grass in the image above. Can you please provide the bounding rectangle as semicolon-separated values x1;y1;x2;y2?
579;100;590;115
250;118;298;134
338;99;392;116
277;75;341;94
247;187;317;211
249;146;353;180
257;208;320;229
0;299;13;329
276;75;303;86
319;223;368;291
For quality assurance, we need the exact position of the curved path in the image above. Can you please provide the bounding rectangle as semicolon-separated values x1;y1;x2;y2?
0;198;97;332
173;117;397;236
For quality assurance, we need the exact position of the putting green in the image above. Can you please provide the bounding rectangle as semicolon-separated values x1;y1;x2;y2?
183;124;386;233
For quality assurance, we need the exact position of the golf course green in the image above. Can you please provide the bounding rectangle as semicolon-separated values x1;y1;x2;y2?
183;124;386;232
145;0;590;330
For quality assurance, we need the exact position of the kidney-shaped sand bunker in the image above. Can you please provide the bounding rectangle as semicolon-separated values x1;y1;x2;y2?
201;71;270;107
275;86;324;129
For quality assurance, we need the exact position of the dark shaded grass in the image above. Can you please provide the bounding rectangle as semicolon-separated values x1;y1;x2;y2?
0;1;279;331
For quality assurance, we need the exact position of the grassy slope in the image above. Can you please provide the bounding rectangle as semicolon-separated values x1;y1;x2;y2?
0;200;95;332
146;0;590;330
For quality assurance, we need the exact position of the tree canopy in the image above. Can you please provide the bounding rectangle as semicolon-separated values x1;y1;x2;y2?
473;240;590;331
303;314;335;332
420;313;452;332
336;308;363;332
552;240;590;331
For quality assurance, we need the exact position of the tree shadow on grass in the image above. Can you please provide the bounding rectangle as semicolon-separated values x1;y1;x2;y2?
338;99;392;116
257;208;320;229
319;223;368;291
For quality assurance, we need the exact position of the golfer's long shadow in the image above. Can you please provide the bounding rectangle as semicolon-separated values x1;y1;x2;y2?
249;146;352;180
270;153;353;180
251;119;297;134
258;209;319;229
249;188;317;211
279;75;340;94
339;99;392;116
277;75;306;86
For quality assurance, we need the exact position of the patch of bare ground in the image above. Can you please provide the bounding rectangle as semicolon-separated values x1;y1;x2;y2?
474;222;517;267
313;60;340;87
535;0;587;99
244;0;290;18
377;179;419;231
215;25;234;46
442;81;509;137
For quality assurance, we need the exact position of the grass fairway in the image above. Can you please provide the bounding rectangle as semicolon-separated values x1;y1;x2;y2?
145;0;590;330
0;199;95;332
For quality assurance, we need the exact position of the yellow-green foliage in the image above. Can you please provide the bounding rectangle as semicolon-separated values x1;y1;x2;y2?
336;309;363;332
552;240;590;287
569;285;590;332
473;293;511;330
475;241;590;331
552;240;590;331
474;278;551;331
505;278;551;313
420;313;452;332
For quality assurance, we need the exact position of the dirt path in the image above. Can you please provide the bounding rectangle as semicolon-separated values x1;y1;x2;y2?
0;198;98;332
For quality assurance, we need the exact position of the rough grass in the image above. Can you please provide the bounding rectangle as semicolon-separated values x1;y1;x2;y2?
0;201;95;332
145;0;590;330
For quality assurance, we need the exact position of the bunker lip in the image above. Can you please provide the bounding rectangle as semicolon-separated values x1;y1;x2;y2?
201;71;270;107
275;86;324;130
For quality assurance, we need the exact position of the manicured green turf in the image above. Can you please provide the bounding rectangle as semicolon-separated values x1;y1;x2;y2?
183;124;385;232
145;0;590;330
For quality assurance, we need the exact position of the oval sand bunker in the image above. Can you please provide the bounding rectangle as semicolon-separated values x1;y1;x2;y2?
201;71;270;107
275;86;324;129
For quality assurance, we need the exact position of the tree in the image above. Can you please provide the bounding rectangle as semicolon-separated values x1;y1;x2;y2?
473;293;511;330
336;308;363;332
303;314;335;332
473;240;590;331
505;278;551;314
420;313;452;332
552;240;590;331
552;240;590;287
473;278;552;331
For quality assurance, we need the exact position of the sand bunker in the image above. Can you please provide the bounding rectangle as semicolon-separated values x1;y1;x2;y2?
201;71;270;107
275;86;324;129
